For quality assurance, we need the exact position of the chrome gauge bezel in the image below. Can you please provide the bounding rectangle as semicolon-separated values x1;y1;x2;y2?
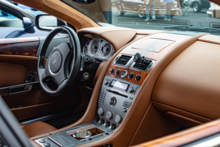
85;38;114;61
88;39;100;57
83;41;90;54
100;42;114;59
83;45;88;54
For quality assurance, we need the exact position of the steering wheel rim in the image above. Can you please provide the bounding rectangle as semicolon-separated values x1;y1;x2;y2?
38;26;81;96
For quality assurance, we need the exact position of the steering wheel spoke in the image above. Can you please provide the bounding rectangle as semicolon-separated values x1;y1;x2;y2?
38;68;47;81
53;70;67;86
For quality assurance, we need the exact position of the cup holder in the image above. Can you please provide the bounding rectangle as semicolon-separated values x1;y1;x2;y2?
70;127;105;141
87;127;105;136
72;130;91;139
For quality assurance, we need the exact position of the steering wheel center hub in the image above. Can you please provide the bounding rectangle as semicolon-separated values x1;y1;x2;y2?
49;51;62;73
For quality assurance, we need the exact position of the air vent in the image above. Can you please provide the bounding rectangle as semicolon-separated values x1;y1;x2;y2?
115;55;132;66
133;60;152;71
26;71;37;83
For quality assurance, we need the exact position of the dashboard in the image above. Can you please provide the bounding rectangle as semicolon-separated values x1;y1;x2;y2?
33;27;220;147
83;38;114;61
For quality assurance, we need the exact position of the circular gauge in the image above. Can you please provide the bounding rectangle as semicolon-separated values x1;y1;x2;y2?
83;45;88;54
101;43;112;58
89;40;100;56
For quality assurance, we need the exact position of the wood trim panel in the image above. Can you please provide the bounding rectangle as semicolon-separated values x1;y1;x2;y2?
133;119;220;147
0;37;39;56
106;64;152;85
106;33;191;85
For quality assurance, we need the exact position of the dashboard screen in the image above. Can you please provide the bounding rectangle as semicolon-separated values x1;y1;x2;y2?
110;80;129;91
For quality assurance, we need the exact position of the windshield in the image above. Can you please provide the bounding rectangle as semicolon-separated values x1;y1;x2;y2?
62;0;220;34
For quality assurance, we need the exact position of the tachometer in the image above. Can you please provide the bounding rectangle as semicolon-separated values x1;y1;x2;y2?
89;39;100;56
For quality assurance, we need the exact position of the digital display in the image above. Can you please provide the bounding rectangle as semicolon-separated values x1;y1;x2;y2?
110;80;129;91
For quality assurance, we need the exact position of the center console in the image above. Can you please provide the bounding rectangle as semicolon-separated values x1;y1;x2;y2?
95;76;140;129
34;76;140;147
34;52;154;147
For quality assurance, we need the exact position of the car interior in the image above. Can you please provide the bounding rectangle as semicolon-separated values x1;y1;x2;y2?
1;0;220;147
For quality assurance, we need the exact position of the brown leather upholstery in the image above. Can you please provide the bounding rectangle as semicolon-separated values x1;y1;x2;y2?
21;121;57;138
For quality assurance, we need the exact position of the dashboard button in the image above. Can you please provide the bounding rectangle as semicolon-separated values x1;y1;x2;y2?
129;88;135;94
106;121;110;127
44;143;51;147
128;73;134;79
109;68;115;74
129;97;134;100
123;108;127;113
104;80;109;85
111;124;116;130
100;118;105;124
115;70;120;75
135;75;141;81
39;139;45;143
121;70;128;78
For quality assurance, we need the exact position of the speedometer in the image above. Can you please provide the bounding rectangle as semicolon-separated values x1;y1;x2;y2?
89;40;100;56
101;43;112;58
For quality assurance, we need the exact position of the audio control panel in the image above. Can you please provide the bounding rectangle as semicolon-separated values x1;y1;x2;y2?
95;76;140;130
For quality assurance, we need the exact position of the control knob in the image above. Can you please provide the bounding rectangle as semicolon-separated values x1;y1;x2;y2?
109;68;115;74
100;118;105;124
97;108;104;116
111;123;116;130
128;73;134;79
115;115;122;123
110;97;117;106
106;121;110;127
121;70;128;78
115;69;120;75
106;111;113;119
135;75;141;81
104;80;109;85
129;88;135;93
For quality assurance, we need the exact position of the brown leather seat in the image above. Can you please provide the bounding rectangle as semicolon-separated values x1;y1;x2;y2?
21;121;57;138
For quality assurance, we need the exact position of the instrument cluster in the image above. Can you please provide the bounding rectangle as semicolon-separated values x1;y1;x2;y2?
83;38;114;61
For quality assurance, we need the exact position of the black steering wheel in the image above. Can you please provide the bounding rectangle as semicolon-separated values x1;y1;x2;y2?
38;26;81;96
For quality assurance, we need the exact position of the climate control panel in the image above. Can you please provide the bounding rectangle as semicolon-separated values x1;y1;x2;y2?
95;76;140;130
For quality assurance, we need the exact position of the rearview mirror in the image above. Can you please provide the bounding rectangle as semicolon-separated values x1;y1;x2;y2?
35;14;67;31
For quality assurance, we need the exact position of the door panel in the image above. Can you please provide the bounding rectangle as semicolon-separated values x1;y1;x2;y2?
0;62;27;87
11;85;82;120
0;37;91;121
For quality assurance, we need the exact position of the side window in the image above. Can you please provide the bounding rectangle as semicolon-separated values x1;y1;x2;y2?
0;9;22;27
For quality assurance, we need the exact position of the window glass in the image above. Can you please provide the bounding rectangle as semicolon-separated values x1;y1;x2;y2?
0;9;22;27
61;0;220;35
